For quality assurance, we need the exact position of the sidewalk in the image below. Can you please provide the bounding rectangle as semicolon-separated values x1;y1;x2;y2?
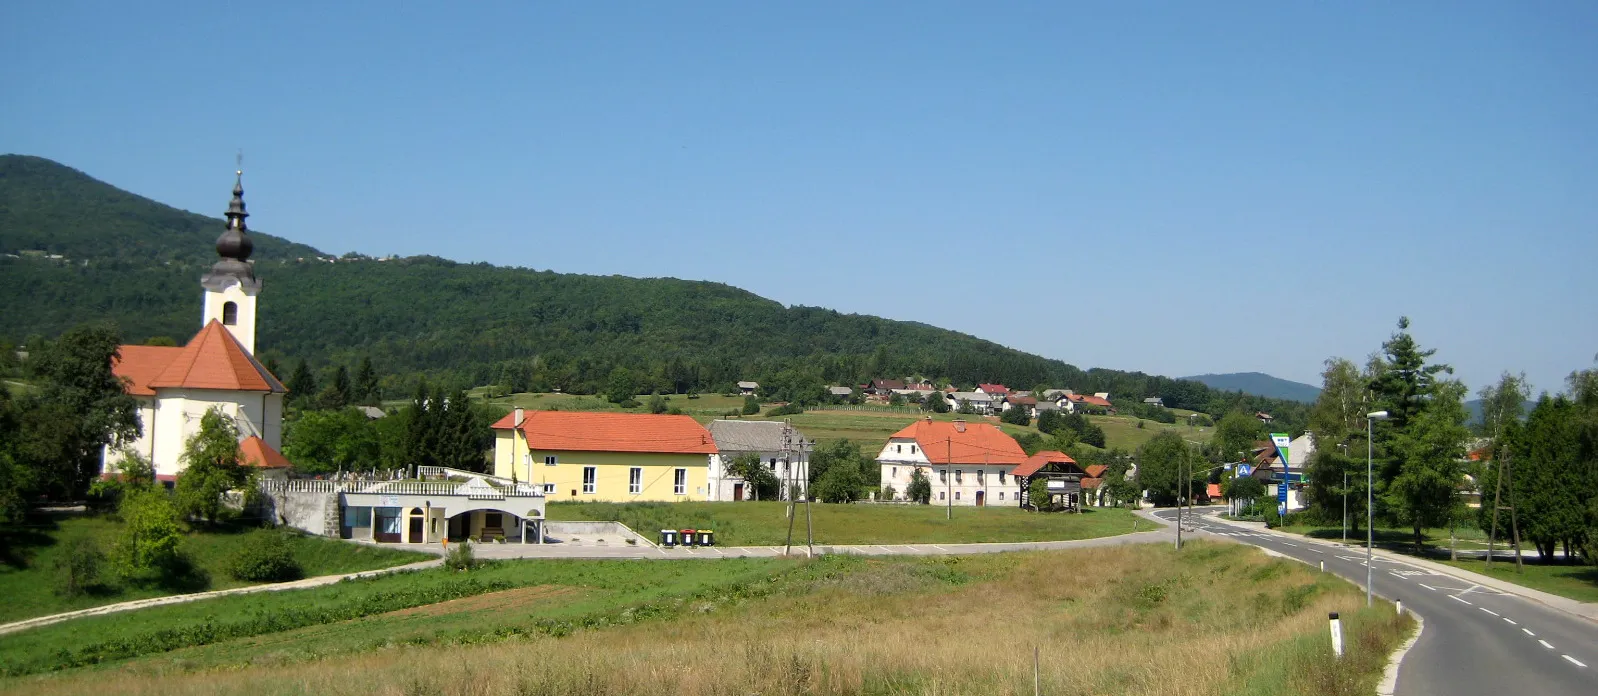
0;558;441;638
1205;512;1598;623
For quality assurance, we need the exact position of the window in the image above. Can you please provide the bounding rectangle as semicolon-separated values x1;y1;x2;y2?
674;468;687;495
629;467;642;495
999;492;1006;501
955;469;963;484
911;445;918;454
999;471;1007;485
582;466;596;494
542;483;556;494
891;466;898;479
545;455;557;466
222;301;238;325
342;506;372;528
895;444;902;454
939;491;946;501
976;470;985;484
955;491;961;501
939;469;947;483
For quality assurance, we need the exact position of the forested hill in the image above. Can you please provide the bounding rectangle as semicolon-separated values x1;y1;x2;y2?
0;154;323;262
1181;373;1322;404
0;155;1308;426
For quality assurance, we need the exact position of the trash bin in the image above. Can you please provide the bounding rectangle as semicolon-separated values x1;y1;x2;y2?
680;528;698;547
660;529;677;547
698;529;715;546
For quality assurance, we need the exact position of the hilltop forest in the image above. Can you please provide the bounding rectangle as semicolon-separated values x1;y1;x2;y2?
0;155;1307;427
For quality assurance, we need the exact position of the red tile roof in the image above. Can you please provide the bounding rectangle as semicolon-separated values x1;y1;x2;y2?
977;384;1009;394
491;410;718;454
239;436;293;468
1083;464;1108;478
1012;450;1078;478
145;321;285;393
888;419;1026;466
1207;483;1223;498
1069;394;1112;408
112;345;186;396
1006;395;1037;406
1081;477;1103;490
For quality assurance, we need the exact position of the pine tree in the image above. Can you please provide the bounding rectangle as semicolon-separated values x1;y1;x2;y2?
353;356;379;406
317;365;352;410
1384;380;1471;552
286;359;317;407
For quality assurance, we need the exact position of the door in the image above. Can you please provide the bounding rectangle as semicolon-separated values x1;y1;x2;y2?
407;508;424;543
733;483;744;502
975;491;986;507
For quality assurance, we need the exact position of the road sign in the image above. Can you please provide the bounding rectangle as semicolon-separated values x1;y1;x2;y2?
1271;433;1291;466
1237;464;1252;476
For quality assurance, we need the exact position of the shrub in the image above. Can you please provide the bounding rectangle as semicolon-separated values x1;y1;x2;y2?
444;540;477;571
52;536;106;598
115;489;184;578
1000;406;1030;426
766;403;804;417
907;468;932;504
880;484;897;501
225;529;303;582
741;396;760;415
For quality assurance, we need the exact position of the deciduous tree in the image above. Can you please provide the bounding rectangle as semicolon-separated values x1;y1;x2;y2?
174;408;247;524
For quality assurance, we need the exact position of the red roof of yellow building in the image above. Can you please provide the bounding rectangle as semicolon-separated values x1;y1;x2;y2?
146;321;284;393
491;410;718;454
888;418;1026;466
239;436;293;468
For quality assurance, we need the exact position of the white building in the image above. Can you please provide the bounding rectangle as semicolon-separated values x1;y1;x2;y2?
102;171;290;481
704;420;810;501
876;417;1027;506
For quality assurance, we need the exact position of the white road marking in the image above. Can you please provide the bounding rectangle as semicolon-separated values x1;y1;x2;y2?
1563;655;1587;668
1523;628;1536;636
1389;571;1406;579
1419;583;1438;591
1307;548;1323;553
1503;617;1516;625
930;545;950;552
1448;595;1473;606
876;545;895;554
1479;608;1499;617
1282;542;1298;547
1539;639;1555;650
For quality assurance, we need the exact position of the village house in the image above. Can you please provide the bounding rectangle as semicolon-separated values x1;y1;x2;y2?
1011;450;1104;511
876;417;1027;506
704;420;811;501
1001;394;1038;416
102;170;291;482
1063;392;1113;414
828;386;855;399
865;379;907;395
976;383;1009;396
737;381;760;395
948;391;1000;415
1246;432;1315;511
492;409;718;502
1143;397;1165;408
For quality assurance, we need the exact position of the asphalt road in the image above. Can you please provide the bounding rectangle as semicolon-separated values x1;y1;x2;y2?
1148;506;1596;696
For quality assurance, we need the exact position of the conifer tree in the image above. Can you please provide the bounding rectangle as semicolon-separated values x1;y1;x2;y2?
286;359;317;407
353;356;379;405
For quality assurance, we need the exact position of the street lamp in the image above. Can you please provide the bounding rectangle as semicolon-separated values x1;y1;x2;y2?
1337;442;1349;543
1366;410;1390;607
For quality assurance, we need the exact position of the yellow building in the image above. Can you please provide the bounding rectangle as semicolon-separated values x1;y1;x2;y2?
491;409;719;502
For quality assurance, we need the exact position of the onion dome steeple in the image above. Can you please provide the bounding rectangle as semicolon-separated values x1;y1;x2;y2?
202;168;261;292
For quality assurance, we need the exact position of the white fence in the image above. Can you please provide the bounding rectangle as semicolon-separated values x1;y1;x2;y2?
257;477;543;499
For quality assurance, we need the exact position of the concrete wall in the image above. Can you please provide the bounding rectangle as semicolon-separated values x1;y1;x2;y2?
258;490;339;536
544;521;647;544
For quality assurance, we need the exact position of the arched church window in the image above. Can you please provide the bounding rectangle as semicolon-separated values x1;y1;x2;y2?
222;301;238;325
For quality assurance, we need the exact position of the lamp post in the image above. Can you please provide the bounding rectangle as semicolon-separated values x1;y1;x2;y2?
1365;410;1390;607
1337;442;1349;543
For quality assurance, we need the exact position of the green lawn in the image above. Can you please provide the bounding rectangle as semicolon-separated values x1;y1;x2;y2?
1087;413;1214;450
4;543;1412;696
0;514;430;624
1275;522;1598;603
548;500;1147;546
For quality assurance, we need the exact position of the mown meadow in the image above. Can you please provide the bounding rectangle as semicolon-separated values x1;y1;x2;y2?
1;542;1412;696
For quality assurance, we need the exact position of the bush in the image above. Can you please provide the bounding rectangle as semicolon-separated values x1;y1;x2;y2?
907;468;932;504
1000;406;1030;426
115;489;184;578
766;403;804;417
617;398;641;409
647;393;668;414
880;484;897;501
224;529;303;582
741;396;760;415
53;536;106;597
444;540;477;571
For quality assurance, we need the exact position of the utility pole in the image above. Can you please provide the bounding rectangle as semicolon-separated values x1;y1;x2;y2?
782;421;797;556
946;437;953;520
802;439;814;555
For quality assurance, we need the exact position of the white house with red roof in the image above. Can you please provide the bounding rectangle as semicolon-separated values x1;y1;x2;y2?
102;171;290;481
876;417;1028;506
491;409;719;502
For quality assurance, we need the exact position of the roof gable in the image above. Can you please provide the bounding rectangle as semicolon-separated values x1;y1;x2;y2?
492;410;718;455
886;419;1025;465
148;321;285;393
112;345;186;396
239;436;293;468
705;419;808;452
1012;450;1079;477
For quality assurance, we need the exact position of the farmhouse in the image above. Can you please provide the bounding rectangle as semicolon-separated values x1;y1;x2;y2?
737;381;760;395
492;409;718;502
1012;450;1093;511
705;419;811;501
102;171;290;481
876;417;1027;506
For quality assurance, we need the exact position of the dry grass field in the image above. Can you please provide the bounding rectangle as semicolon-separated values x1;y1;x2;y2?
4;542;1413;696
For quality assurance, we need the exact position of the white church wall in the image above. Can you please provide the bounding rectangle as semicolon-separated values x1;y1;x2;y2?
201;282;259;354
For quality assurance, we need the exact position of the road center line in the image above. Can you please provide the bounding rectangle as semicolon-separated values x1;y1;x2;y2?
1523;628;1536;636
1503;617;1517;625
930;545;949;552
1448;595;1473;606
1563;655;1588;668
1418;583;1438;591
1479;608;1500;617
1539;639;1555;650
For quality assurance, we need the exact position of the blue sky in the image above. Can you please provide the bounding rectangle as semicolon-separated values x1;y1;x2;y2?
4;2;1595;395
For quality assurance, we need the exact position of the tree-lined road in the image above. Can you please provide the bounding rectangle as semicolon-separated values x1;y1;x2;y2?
1151;507;1595;696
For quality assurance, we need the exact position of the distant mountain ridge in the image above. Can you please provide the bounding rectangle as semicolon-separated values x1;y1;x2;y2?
1181;372;1322;404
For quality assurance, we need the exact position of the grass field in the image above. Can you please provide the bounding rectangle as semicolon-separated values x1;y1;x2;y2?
0;514;430;624
1091;412;1215;450
547;500;1148;546
1276;522;1598;603
3;542;1412;696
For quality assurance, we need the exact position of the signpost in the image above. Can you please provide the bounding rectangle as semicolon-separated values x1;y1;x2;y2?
1271;433;1292;517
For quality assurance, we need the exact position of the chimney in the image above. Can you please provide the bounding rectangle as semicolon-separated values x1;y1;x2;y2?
513;407;524;427
924;415;933;423
953;419;966;433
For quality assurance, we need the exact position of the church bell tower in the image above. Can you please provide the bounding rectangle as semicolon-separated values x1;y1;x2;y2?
201;169;262;354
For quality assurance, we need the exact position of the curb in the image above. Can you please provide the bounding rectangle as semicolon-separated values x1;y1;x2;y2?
1203;513;1598;625
1377;610;1423;696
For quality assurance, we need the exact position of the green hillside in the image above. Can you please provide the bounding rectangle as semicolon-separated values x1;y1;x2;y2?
1182;372;1322;404
0;155;1308;427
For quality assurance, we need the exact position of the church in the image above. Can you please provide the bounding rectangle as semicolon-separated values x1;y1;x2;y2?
102;170;291;481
